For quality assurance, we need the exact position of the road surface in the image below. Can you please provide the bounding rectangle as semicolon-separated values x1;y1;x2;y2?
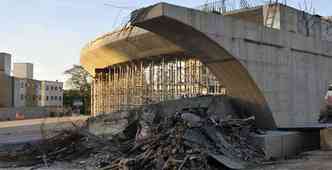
0;116;89;145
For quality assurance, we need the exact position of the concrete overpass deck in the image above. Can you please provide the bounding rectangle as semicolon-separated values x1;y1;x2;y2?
81;2;332;129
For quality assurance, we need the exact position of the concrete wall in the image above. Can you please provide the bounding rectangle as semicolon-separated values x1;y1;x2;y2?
253;130;320;159
273;4;332;41
13;63;33;79
0;107;50;121
224;7;263;25
227;4;332;42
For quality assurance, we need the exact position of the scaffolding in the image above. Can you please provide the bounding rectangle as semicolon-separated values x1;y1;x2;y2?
92;55;225;115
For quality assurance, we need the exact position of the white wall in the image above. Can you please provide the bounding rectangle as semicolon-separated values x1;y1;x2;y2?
41;81;63;107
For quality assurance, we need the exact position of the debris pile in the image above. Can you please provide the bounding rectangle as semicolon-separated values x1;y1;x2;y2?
319;105;332;123
0;106;264;170
0;130;88;168
107;113;263;170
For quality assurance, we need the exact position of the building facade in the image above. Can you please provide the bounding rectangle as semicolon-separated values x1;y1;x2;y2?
13;78;41;107
13;79;63;108
40;80;63;107
0;53;11;76
13;63;34;79
0;53;13;107
0;54;63;109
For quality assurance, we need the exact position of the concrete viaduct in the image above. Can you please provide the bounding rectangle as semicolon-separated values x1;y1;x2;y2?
81;3;332;129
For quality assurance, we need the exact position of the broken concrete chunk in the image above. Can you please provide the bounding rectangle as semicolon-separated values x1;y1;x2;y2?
181;112;203;127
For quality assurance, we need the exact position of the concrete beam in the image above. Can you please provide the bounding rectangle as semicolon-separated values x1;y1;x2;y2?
81;27;184;75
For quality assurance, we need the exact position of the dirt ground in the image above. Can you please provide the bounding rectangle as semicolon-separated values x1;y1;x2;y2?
1;150;332;170
0;116;88;145
253;150;332;170
0;115;331;170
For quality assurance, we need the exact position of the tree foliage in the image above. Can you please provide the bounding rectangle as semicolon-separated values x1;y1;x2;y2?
64;65;91;92
64;65;92;115
63;89;80;107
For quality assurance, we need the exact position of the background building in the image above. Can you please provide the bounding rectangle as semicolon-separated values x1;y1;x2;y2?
40;80;63;107
0;53;11;76
13;78;41;107
13;77;63;108
0;53;63;120
0;53;13;108
13;63;34;79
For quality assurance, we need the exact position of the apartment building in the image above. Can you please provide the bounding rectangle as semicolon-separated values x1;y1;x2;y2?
13;63;34;79
40;81;63;107
13;79;63;107
0;53;11;76
13;78;41;107
0;53;13;107
0;53;63;108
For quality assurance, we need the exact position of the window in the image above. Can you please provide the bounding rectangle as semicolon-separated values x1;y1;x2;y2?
46;96;49;101
55;96;58;100
51;86;53;90
46;86;49;91
51;96;53;100
21;82;24;88
39;96;41;101
55;87;58;91
59;96;62;101
35;83;40;90
20;94;24;100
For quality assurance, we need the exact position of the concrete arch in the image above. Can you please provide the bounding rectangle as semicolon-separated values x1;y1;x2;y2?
131;3;276;128
82;2;332;128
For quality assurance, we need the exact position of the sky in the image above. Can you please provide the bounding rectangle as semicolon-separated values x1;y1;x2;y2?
0;0;331;83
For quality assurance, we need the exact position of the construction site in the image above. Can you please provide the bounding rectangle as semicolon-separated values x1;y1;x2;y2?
1;0;332;169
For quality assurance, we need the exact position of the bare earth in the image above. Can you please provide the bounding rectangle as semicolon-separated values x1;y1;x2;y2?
1;150;332;170
253;150;332;170
1;117;332;170
0;116;88;145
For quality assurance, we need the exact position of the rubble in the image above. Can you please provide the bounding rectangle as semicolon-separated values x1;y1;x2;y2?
319;104;332;123
0;104;265;170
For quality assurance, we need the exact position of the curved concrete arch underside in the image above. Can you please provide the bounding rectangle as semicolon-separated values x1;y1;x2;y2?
82;27;276;129
130;4;276;129
81;3;332;128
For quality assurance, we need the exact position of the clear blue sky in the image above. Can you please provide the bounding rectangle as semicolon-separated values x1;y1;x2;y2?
0;0;331;82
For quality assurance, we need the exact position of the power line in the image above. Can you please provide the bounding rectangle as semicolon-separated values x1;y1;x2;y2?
104;3;137;10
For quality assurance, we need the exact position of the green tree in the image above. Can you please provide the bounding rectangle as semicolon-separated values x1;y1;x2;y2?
64;65;92;115
63;89;80;107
